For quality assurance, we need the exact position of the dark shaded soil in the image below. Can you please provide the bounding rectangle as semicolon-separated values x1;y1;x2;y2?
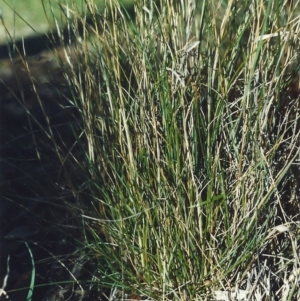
0;39;102;301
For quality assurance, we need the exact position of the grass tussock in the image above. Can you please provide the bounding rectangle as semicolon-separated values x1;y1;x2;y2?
2;0;300;300
60;0;300;300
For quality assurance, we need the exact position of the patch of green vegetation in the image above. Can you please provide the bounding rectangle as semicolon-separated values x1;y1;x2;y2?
0;0;133;43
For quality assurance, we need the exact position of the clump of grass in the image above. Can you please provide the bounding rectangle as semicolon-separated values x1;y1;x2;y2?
63;0;300;300
3;0;300;300
58;0;299;300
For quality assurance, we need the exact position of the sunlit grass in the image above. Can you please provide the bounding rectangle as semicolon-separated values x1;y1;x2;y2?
0;0;133;43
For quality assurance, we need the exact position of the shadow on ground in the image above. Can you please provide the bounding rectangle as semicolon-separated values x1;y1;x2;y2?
0;35;101;301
